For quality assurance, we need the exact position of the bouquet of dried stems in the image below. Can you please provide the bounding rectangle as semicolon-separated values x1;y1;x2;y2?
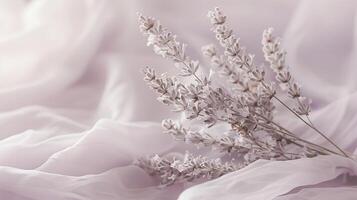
135;7;351;187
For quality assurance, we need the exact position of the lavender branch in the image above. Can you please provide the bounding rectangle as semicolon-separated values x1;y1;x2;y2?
136;8;351;187
162;119;249;153
206;7;348;158
135;153;238;186
262;28;349;157
138;14;203;84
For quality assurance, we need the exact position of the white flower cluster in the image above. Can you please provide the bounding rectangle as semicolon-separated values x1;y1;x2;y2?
161;119;249;154
135;152;237;186
139;14;202;81
262;28;311;116
136;8;349;187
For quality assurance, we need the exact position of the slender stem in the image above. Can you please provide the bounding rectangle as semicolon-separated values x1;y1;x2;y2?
306;115;314;127
193;73;203;84
260;81;346;156
295;98;314;126
258;123;330;156
272;96;349;157
217;82;343;157
254;112;342;156
164;43;203;84
247;133;304;159
268;124;335;155
221;95;337;156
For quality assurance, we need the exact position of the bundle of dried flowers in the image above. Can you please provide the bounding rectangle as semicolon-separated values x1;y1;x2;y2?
135;7;350;187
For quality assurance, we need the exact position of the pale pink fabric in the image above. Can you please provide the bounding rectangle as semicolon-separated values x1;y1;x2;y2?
0;0;356;199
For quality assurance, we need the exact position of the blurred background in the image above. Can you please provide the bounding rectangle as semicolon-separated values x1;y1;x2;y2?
1;0;354;125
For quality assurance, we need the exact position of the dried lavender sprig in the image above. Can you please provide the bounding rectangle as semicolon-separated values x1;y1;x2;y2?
206;8;349;158
162;119;250;153
138;14;203;84
143;66;232;127
135;153;238;186
139;14;230;127
261;28;349;157
206;8;276;126
142;67;191;112
262;28;311;116
206;8;271;92
261;29;313;125
162;119;316;160
201;45;277;138
207;8;255;72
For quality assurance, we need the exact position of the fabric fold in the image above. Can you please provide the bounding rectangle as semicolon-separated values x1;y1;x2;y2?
178;156;357;200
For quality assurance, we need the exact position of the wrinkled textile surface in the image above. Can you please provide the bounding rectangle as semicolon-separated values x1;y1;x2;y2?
0;0;357;199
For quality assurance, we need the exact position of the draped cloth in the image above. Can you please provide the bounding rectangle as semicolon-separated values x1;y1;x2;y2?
0;0;356;199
